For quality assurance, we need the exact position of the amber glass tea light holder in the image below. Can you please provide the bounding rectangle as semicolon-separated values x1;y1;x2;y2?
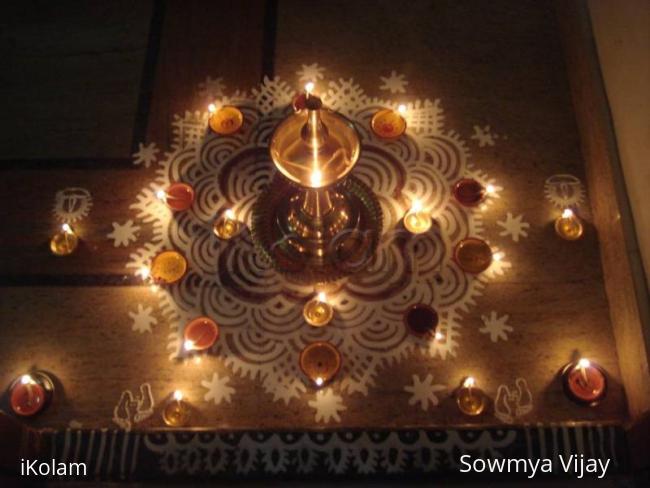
162;390;190;427
555;208;584;241
10;372;54;417
299;342;342;388
562;358;607;406
213;208;241;240
50;223;78;256
303;292;334;327
371;104;407;139
456;376;486;416
150;250;187;285
403;200;432;234
208;103;244;135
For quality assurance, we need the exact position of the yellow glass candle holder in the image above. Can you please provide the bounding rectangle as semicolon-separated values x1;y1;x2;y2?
403;200;432;234
50;223;78;256
456;377;486;416
150;250;187;285
555;208;583;240
208;104;243;135
162;390;190;427
303;292;334;327
371;105;407;139
213;209;241;240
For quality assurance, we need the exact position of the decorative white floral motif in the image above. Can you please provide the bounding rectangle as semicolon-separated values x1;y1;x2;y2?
544;174;585;208
379;70;409;94
129;304;156;334
107;220;140;247
52;187;93;222
471;125;499;147
132;142;159;168
404;374;447;411
112;383;154;430
495;378;533;423
198;76;225;100
201;373;235;405
308;389;346;424
251;76;294;114
296;63;325;82
497;213;529;243
480;311;513;342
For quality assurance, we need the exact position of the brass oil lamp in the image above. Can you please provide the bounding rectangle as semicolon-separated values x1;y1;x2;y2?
252;92;381;283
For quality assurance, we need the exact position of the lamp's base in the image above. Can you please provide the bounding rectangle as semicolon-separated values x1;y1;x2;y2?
252;175;382;283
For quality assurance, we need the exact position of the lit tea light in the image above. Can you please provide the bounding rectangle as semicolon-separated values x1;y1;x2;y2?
208;103;243;135
562;357;607;406
50;223;79;256
292;82;316;111
213;208;241;240
453;178;487;207
492;251;504;262
403;200;432;234
150;250;187;285
434;331;444;341
370;104;407;139
456;376;486;416
454;237;493;274
403;304;439;337
162;389;190;427
157;183;195;211
183;316;220;351
299;341;341;387
303;292;334;327
10;372;54;417
310;169;323;187
555;208;584;240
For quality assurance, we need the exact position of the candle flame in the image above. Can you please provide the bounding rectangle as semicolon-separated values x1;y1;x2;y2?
411;199;422;213
20;374;34;385
310;169;322;187
173;390;183;401
485;184;496;195
434;331;444;341
156;189;166;201
315;377;324;387
397;104;407;115
578;358;590;369
562;208;574;219
61;223;73;234
304;82;315;94
184;340;195;351
150;284;159;293
224;208;235;220
317;292;327;303
139;266;151;279
208;103;216;114
493;251;504;262
463;377;475;388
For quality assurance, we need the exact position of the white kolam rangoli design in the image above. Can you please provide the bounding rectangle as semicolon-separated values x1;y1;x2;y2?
124;69;518;422
52;187;93;222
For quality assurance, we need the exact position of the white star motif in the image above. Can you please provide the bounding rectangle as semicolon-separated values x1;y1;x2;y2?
128;304;156;334
497;213;530;242
308;389;346;423
404;374;447;411
379;70;409;94
132;142;158;168
198;76;225;100
480;311;513;342
296;63;325;83
201;373;235;405
107;220;140;247
470;125;499;147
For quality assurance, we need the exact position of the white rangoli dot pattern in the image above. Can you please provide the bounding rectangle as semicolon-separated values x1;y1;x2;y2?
124;69;519;422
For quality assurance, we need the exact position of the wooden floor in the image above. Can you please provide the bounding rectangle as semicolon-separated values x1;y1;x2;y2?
0;0;628;438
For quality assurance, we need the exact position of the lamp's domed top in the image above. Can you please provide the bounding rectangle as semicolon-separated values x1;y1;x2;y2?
269;97;360;189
